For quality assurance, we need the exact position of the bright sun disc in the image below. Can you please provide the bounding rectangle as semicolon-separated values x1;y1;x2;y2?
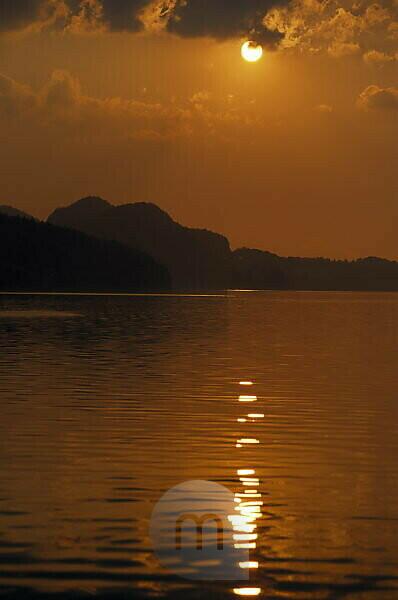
241;41;263;63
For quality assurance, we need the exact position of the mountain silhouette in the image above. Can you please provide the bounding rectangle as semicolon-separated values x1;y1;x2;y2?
48;196;398;291
232;248;398;291
0;213;170;292
2;198;398;292
48;197;232;290
0;205;34;220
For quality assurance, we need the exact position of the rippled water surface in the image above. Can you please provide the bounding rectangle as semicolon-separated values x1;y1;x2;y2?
1;291;398;599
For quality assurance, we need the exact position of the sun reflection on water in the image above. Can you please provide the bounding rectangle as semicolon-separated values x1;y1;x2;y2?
232;380;265;597
239;395;257;402
233;587;261;596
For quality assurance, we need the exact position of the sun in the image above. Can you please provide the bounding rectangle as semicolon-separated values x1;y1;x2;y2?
241;41;263;63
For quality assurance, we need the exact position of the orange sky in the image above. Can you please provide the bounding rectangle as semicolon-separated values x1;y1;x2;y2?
0;0;397;259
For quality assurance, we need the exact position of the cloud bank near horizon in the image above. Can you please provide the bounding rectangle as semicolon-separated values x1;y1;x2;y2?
0;0;396;59
0;0;287;46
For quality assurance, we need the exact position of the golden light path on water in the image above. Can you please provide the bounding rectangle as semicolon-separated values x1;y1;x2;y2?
231;381;264;598
239;396;258;402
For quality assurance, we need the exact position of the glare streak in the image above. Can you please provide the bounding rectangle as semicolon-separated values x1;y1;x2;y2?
239;395;257;402
233;588;261;596
239;561;259;569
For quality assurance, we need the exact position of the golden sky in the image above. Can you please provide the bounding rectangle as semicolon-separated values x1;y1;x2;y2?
0;0;397;258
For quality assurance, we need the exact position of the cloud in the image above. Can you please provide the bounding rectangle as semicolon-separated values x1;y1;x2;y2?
0;70;261;142
358;85;398;111
64;0;106;33
0;0;287;46
363;49;396;63
0;73;37;114
0;0;42;32
0;69;188;139
315;103;333;113
69;0;289;44
1;0;396;58
138;1;178;33
264;0;398;56
99;0;148;31
328;41;360;57
0;0;144;33
164;0;286;47
0;0;77;34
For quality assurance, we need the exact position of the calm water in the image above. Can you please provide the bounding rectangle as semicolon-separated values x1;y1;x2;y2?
1;292;398;599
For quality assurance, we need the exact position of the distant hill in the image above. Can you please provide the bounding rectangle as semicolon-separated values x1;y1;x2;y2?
48;197;232;290
0;214;170;292
0;205;34;220
232;248;398;291
48;196;398;291
1;195;394;292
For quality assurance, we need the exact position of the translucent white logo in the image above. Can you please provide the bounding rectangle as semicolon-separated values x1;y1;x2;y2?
150;480;250;581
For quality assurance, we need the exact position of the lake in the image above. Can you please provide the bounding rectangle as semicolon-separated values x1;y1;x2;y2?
1;291;398;599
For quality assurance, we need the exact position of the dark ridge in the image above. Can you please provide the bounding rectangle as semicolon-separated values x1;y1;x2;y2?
48;196;398;291
48;196;112;230
232;247;398;291
0;205;35;220
48;198;232;290
0;214;170;293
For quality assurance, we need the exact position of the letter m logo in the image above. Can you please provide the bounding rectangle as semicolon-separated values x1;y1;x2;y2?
175;513;224;551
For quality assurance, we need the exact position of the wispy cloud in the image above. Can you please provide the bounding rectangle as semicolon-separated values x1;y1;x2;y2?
358;85;398;111
264;0;397;57
0;70;262;142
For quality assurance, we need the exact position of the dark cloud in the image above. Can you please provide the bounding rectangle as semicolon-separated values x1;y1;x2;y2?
0;0;147;33
77;0;285;43
0;0;286;46
0;0;41;32
166;0;286;47
100;0;147;32
358;85;398;112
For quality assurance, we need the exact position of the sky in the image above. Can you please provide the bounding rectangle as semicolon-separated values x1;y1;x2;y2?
0;0;397;259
